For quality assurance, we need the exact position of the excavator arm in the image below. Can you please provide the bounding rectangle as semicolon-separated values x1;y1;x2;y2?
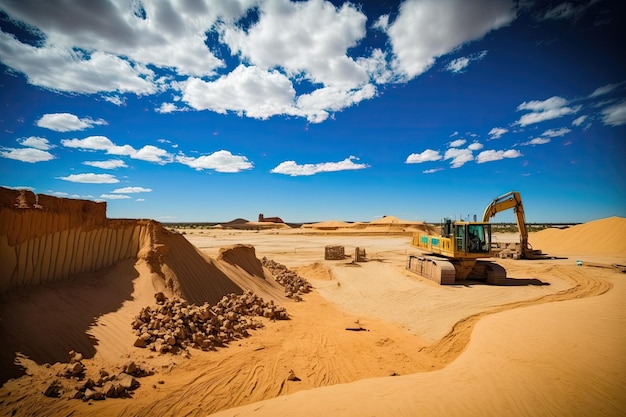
482;191;529;251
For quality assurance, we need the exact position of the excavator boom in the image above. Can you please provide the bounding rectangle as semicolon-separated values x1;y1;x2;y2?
482;191;543;259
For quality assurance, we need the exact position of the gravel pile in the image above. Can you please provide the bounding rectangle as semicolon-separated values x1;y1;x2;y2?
44;351;151;401
132;291;289;353
262;257;313;300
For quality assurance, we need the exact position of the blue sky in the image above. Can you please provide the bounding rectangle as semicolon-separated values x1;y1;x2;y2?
1;0;624;223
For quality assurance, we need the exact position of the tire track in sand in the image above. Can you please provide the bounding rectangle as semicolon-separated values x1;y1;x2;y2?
419;264;613;362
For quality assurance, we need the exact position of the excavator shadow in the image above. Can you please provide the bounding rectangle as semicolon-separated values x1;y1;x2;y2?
456;277;550;287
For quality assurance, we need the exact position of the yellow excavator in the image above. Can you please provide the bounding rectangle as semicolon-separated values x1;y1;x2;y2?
406;191;541;285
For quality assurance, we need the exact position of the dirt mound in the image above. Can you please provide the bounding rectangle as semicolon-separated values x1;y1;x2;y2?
369;215;406;224
294;262;335;281
217;244;265;278
306;220;353;230
222;218;249;226
530;217;626;256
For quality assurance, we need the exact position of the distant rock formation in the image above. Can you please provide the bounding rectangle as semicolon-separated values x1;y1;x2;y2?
258;213;284;224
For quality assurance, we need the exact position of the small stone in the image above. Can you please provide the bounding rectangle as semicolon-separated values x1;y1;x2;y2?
102;382;117;398
43;380;63;398
117;373;140;390
69;362;84;376
287;370;301;382
133;337;147;348
124;361;138;375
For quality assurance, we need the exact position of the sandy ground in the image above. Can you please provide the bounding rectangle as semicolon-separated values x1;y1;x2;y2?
1;225;625;417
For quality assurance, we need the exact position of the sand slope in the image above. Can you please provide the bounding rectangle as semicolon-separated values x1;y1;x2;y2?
529;216;626;257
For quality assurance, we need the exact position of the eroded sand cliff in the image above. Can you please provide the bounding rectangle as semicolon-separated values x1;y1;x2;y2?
0;187;155;291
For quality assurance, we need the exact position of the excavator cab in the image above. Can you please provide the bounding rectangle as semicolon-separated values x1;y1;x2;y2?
440;219;491;254
462;223;491;254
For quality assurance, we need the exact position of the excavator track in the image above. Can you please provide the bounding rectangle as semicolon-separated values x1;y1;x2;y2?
407;256;507;285
406;255;456;285
470;261;507;285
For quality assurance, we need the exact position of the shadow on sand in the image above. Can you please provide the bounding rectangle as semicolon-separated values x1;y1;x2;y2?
455;277;550;287
0;260;137;385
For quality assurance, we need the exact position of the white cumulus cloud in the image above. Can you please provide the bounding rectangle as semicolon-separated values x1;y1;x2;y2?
111;187;152;193
444;147;474;168
386;0;515;81
178;66;297;120
521;138;551;146
36;113;107;132
488;127;508;139
83;159;128;169
476;149;522;163
449;139;467;148
0;147;55;163
176;150;254;173
514;96;580;126
406;149;442;164
100;194;131;200
61;136;172;163
271;156;368;176
57;173;119;183
18;136;54;150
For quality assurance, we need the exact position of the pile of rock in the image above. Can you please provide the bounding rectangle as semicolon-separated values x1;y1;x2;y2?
44;351;151;401
261;257;313;300
132;291;289;353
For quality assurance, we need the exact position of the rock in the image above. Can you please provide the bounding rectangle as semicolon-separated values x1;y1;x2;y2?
117;373;140;390
43;380;63;397
134;337;147;348
81;378;96;390
68;362;84;376
124;361;138;375
83;388;95;401
287;370;301;382
102;382;117;398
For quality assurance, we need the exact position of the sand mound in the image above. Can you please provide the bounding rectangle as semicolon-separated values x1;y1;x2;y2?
306;220;353;230
530;216;626;256
222;218;249;226
303;216;435;234
369;215;411;224
294;262;335;281
217;244;265;278
153;229;244;306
